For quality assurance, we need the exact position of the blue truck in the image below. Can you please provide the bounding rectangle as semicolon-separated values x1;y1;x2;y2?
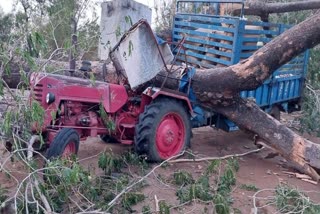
171;0;309;131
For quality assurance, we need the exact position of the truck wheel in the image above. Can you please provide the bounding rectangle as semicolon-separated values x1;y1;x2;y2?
270;105;281;121
135;99;191;162
46;128;80;160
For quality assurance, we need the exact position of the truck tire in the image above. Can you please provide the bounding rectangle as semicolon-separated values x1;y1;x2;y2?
134;98;191;162
270;105;281;121
46;128;80;160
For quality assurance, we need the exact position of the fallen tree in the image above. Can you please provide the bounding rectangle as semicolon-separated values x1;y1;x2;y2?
2;4;320;180
243;0;320;16
149;11;320;180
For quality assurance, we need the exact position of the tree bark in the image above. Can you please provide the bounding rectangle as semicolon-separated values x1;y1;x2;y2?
69;16;78;76
0;59;120;88
215;98;320;181
234;1;320;17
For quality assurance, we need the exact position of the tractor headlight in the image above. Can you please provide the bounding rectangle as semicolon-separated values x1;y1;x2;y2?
46;93;55;104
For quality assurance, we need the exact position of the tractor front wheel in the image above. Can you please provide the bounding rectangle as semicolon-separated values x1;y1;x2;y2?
135;98;191;162
46;128;80;160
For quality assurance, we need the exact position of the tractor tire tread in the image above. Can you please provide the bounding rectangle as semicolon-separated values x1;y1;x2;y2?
46;128;80;160
134;98;191;162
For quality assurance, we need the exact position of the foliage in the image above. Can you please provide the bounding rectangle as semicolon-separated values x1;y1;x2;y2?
206;160;221;175
300;84;320;137
0;0;99;62
240;184;259;192
269;2;320;136
142;205;152;214
175;158;239;213
227;158;239;172
0;12;14;43
121;192;145;211
154;0;176;38
11;152;148;213
214;193;230;214
98;150;123;175
300;48;320;137
159;201;171;214
307;49;320;85
99;102;116;132
173;170;194;186
0;185;8;207
275;184;320;213
176;175;213;203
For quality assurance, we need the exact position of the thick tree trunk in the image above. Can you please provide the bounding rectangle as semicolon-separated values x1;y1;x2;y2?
215;98;320;181
0;59;119;88
234;1;320;17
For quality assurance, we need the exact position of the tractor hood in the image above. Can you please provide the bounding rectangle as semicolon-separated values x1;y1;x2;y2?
109;19;173;89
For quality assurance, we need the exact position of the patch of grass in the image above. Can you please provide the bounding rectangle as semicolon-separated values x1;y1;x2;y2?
275;184;320;213
122;151;149;174
142;205;151;214
173;158;239;213
214;193;230;214
159;201;171;214
240;184;259;192
98;150;149;175
114;175;130;193
121;192;145;211
217;165;236;196
173;170;194;186
233;207;242;214
98;150;123;175
206;160;221;175
202;206;209;213
0;185;8;207
227;158;239;172
176;175;213;203
122;151;147;167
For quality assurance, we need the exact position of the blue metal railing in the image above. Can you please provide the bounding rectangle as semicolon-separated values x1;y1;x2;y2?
172;13;309;109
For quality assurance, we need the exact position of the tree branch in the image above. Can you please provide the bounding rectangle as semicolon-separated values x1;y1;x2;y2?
234;1;320;16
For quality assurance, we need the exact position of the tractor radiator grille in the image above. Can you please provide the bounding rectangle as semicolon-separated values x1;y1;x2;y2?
33;84;43;103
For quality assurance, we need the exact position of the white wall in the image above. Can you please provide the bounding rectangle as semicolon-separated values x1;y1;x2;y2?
99;0;152;60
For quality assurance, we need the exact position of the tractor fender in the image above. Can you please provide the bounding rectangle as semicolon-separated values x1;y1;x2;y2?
142;87;193;114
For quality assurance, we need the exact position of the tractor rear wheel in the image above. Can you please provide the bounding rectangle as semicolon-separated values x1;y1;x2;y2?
135;98;191;162
46;128;80;160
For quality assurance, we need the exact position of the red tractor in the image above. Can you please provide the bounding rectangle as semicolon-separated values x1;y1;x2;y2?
29;72;192;161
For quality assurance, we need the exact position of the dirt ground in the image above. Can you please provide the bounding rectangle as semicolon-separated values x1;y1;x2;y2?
1;113;320;213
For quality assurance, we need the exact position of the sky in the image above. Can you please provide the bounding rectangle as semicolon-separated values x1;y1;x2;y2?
0;0;13;13
0;0;154;14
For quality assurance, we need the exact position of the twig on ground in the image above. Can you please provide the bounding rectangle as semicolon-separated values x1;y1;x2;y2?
106;151;186;210
154;195;160;212
168;147;264;163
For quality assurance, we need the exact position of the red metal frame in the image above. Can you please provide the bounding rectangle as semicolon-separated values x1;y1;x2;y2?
29;72;192;147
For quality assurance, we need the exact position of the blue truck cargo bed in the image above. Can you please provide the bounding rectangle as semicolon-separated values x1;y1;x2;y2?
171;1;309;131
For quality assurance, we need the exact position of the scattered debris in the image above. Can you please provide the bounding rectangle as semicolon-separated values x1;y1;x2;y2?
282;171;318;184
